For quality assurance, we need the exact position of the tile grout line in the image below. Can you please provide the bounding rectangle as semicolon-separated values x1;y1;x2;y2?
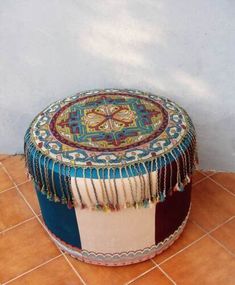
192;215;235;235
125;265;158;285
1;165;87;285
62;254;86;285
125;258;177;285
2;254;63;285
208;233;235;257
150;258;157;265
199;170;216;177
0;216;36;235
158;215;235;267
191;217;235;257
156;265;177;285
191;169;231;187
151;259;177;285
207;176;235;197
0;214;42;234
158;233;207;266
0;179;31;194
0;186;16;194
192;175;208;187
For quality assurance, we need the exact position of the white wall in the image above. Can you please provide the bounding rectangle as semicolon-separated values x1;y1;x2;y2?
0;0;234;171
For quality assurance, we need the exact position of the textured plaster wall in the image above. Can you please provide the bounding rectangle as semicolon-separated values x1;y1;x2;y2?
0;0;234;171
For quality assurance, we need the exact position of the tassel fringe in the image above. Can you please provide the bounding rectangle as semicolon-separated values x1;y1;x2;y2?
24;126;198;212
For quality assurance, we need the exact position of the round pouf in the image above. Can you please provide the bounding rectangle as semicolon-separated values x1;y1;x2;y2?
24;89;198;266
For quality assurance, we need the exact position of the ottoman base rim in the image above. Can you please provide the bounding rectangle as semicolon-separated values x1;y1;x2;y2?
47;205;191;266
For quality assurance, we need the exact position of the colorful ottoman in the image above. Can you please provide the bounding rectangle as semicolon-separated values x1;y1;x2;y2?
24;89;198;266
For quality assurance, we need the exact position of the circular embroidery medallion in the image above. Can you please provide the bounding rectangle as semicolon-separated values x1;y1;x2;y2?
30;89;191;166
49;93;168;151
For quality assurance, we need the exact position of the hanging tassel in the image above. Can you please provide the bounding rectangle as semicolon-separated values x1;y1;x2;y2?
83;168;94;209
41;185;46;194
47;191;53;201
124;164;135;207
173;183;180;192
53;194;60;203
27;171;32;181
179;182;184;192
142;162;151;202
181;140;191;177
120;166;128;210
183;174;191;186
129;165;139;206
74;167;86;209
108;167;116;210
45;158;53;201
143;199;149;208
63;165;72;208
158;157;163;201
50;161;60;203
137;162;146;206
109;203;115;211
140;163;147;201
186;174;191;183
112;168;120;211
152;158;159;203
137;200;143;208
162;154;167;199
103;204;111;212
148;159;154;202
102;168;112;211
97;168;108;211
58;163;67;205
67;200;73;209
159;192;165;202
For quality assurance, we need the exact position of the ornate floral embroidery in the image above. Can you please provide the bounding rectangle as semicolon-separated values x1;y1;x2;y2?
30;89;191;167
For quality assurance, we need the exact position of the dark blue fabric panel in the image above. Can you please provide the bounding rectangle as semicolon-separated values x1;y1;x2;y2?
36;187;81;248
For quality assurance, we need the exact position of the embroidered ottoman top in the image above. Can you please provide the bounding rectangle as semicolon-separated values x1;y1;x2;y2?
24;89;197;210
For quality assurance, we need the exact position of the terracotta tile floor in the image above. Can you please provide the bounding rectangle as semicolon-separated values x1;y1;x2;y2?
0;155;234;285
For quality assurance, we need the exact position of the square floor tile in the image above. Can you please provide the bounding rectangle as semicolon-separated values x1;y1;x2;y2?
18;181;40;215
190;178;235;231
0;218;60;283
210;217;235;255
2;155;28;185
192;171;206;184
0;188;34;231
130;267;173;285
161;236;235;285
210;172;235;194
0;167;14;192
67;255;155;285
153;220;205;264
9;256;82;285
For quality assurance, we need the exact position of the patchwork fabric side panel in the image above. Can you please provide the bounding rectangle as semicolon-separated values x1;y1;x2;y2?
35;183;82;249
71;176;156;254
155;183;192;244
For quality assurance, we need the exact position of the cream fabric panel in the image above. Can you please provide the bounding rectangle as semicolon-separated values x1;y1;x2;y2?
71;176;156;253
